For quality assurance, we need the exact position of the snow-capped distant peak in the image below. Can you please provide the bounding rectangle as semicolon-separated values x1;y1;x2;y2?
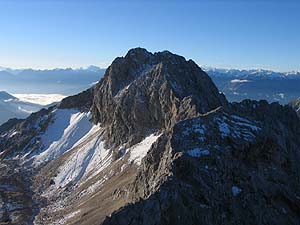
205;68;300;80
230;79;251;83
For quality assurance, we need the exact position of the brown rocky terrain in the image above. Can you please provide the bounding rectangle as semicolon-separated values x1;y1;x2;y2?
0;48;299;225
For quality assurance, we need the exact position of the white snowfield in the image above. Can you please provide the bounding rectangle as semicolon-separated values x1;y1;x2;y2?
52;124;110;190
22;109;161;196
32;109;93;166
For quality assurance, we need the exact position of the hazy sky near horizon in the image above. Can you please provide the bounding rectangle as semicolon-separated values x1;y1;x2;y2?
0;0;299;71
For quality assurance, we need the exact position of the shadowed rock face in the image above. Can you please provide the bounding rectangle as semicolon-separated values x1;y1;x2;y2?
0;48;300;225
103;103;300;225
58;88;94;111
91;48;227;147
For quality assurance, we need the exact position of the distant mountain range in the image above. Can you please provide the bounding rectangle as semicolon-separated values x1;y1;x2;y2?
0;66;102;125
0;91;43;125
205;68;300;104
0;66;105;95
1;65;299;104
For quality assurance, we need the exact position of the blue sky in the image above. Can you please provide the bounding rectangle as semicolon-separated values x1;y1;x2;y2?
0;0;299;71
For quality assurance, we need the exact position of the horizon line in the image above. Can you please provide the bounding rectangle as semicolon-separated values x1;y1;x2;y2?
1;64;299;74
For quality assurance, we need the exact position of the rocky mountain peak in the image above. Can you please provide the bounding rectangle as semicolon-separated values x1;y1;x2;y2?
125;47;153;62
91;48;227;147
123;48;186;65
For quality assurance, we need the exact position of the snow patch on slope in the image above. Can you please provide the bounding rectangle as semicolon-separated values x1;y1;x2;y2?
32;109;93;166
216;114;260;141
52;124;110;190
22;108;113;193
128;133;161;165
23;108;161;203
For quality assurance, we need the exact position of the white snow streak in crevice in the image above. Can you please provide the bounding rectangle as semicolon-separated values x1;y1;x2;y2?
128;133;162;165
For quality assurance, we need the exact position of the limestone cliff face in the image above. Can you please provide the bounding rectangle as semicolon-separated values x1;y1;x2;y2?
91;48;227;147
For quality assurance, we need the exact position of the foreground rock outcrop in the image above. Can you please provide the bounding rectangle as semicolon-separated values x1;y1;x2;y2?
104;101;300;225
0;48;299;225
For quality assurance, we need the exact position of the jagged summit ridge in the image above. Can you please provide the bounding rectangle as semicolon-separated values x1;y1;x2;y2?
91;48;227;147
